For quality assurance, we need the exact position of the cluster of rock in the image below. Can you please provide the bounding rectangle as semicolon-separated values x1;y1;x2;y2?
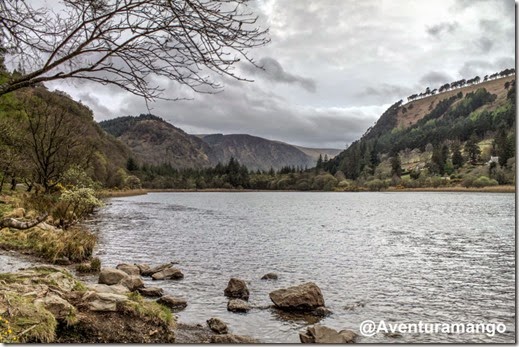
94;262;187;312
220;275;357;342
224;278;251;313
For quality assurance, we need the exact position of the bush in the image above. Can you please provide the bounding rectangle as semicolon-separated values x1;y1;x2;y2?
366;179;387;191
472;176;498;188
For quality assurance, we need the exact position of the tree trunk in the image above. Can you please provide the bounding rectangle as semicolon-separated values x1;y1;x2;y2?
10;178;16;191
0;213;48;230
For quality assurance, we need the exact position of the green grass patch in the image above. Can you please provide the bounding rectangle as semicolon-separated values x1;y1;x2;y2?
122;292;175;328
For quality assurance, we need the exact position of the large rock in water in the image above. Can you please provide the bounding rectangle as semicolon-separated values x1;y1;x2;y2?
269;282;325;311
116;263;141;276
224;278;249;301
98;268;130;285
141;263;173;277
151;267;184;280
157;295;188;311
299;324;357;343
227;299;251;313
138;287;164;297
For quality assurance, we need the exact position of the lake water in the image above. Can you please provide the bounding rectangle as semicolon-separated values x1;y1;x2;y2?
88;192;515;343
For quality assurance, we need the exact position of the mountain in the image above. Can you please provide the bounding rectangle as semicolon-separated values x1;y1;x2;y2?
326;73;516;180
100;116;341;171
200;133;318;171
99;115;215;168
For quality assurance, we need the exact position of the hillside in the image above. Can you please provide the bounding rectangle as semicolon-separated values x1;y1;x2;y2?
100;116;341;171
326;73;516;185
200;134;318;171
396;75;515;129
99;115;215;169
0;87;130;189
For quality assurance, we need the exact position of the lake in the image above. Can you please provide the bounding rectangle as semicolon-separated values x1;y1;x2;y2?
88;192;515;343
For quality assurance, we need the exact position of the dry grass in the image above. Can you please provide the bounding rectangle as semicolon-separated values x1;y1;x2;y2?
98;189;148;198
0;226;96;263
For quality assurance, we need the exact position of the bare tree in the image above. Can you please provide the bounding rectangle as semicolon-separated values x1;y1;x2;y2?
21;90;92;191
0;0;269;100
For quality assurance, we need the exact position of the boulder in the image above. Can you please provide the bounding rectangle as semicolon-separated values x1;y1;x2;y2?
151;267;184;280
261;273;278;280
207;317;228;334
134;263;151;275
299;324;357;343
269;282;324;311
87;284;129;295
157;295;187;311
227;299;251;313
98;268;130;285
138;287;164;297
120;275;145;291
82;291;128;312
224;278;249;301
116;263;141;276
141;263;173;277
35;294;76;321
209;334;257;343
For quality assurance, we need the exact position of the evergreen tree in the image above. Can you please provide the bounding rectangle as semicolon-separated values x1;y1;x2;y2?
464;134;481;164
451;142;464;169
390;154;402;178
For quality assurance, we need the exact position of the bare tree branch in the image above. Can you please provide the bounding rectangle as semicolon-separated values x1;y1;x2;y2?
0;0;270;100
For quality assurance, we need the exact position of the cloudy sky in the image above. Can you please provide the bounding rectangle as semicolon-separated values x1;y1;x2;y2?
51;0;515;149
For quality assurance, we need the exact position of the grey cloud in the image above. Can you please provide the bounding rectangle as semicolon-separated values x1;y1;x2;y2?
116;78;380;148
77;92;112;118
243;57;317;92
419;71;453;86
476;37;494;53
356;84;413;102
459;57;515;78
426;22;459;37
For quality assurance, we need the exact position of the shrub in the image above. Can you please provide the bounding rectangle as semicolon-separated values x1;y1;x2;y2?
366;179;387;191
473;176;498;188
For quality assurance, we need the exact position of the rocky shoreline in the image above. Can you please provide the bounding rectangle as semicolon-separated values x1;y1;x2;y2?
0;254;359;343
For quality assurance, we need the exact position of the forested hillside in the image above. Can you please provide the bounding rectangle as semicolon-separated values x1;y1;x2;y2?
324;72;516;190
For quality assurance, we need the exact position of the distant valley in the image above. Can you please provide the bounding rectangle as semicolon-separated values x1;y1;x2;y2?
99;115;341;171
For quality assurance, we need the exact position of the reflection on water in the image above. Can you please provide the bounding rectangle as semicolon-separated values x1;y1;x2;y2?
86;192;515;343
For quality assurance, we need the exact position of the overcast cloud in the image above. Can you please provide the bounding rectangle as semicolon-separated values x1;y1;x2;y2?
49;0;515;148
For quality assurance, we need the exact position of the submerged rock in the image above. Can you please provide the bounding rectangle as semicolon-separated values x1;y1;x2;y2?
207;317;228;334
151;267;184;280
157;295;187;311
224;278;249;301
98;268;129;286
138;287;164;297
227;299;251;313
261;273;278;280
269;282;325;312
299;324;357;343
313;306;333;317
